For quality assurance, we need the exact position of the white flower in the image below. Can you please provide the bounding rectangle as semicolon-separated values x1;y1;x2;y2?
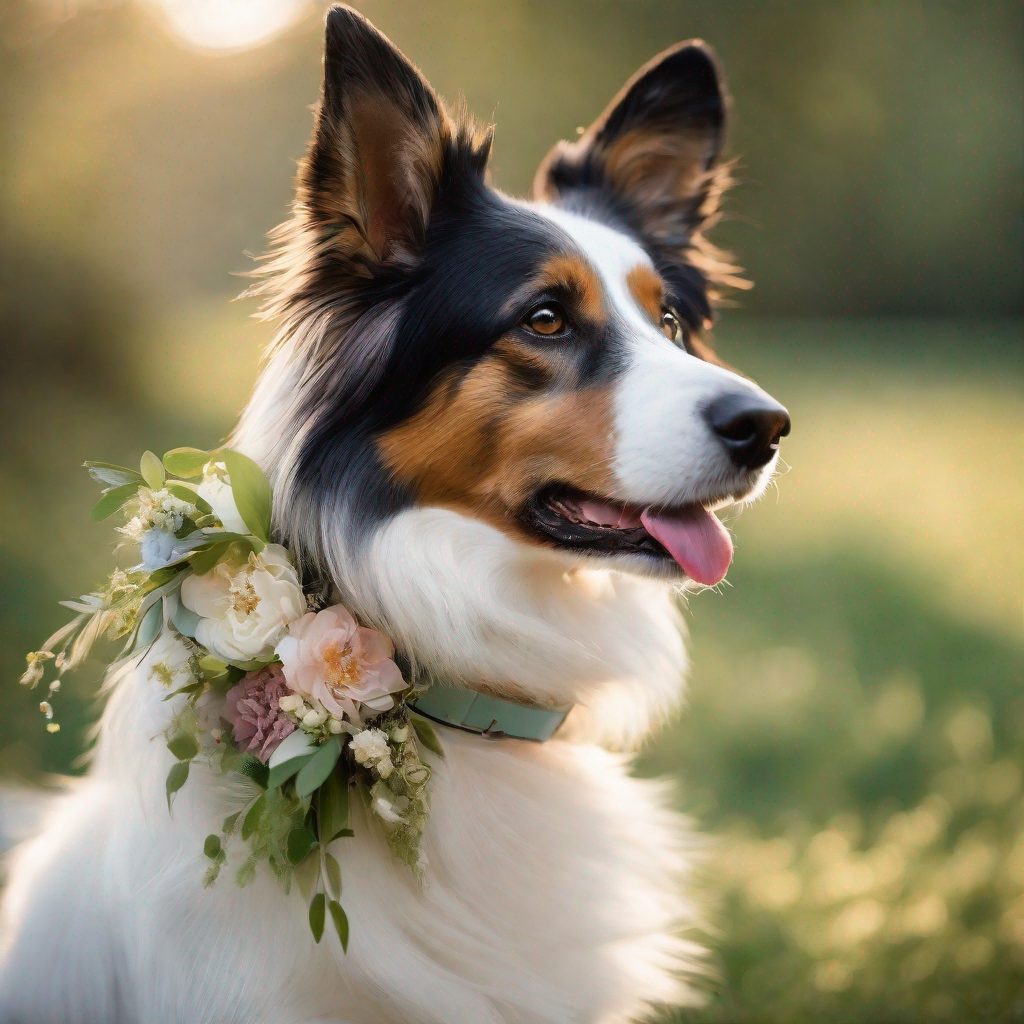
371;791;410;825
301;707;328;729
278;693;306;714
350;728;391;766
327;718;344;735
376;753;394;779
197;462;248;534
180;544;305;663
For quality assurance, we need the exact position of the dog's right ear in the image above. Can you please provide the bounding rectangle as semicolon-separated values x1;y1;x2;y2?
299;6;462;268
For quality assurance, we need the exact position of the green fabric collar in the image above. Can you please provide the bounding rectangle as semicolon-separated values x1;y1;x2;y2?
408;686;571;742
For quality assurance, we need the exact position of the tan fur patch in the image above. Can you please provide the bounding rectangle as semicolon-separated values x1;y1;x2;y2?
378;336;616;535
529;254;606;325
626;265;664;324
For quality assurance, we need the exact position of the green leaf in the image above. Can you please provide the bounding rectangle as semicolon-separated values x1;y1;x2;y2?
295;737;342;799
222;811;241;836
187;541;232;577
91;483;140;522
267;753;315;791
410;713;446;759
203;834;222;860
163;447;210;479
165;760;189;810
328;899;349;953
84;461;145;488
241;793;266;840
287;826;318;866
133;599;164;652
317;761;350;844
140;450;165;489
165;482;212;515
167;732;200;762
233;754;269;789
221;449;273;543
308;892;326;944
323;852;342;898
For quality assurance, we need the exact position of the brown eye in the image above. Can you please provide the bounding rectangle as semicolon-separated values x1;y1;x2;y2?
524;305;566;337
660;309;681;342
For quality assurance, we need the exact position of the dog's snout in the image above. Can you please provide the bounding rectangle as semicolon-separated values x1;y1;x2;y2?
705;392;791;470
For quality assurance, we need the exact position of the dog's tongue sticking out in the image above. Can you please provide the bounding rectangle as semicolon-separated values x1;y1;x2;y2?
640;506;733;586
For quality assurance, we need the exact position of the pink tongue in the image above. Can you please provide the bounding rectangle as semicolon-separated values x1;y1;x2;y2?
640;506;734;585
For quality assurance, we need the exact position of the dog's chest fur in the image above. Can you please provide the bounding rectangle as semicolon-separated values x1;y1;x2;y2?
1;656;699;1024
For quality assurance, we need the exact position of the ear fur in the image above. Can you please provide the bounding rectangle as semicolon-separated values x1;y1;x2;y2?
533;42;729;255
299;6;472;268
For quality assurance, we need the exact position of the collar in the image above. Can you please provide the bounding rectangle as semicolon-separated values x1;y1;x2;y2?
408;685;571;742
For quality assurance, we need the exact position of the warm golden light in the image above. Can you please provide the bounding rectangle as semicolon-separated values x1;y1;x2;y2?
147;0;306;54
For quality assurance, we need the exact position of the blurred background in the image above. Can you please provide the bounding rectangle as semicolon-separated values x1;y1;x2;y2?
1;0;1021;1020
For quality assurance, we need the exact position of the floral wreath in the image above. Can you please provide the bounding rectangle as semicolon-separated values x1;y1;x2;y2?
21;447;444;949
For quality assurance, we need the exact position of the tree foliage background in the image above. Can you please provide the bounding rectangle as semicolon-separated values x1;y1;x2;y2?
1;2;1021;1021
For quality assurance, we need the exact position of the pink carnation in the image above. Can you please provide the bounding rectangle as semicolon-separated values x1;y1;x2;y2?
225;664;296;761
276;604;405;725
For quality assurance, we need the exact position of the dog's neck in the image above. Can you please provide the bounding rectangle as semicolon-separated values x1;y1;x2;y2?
339;507;688;749
233;419;689;750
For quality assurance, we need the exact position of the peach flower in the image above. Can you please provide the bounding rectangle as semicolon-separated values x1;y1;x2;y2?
275;605;404;724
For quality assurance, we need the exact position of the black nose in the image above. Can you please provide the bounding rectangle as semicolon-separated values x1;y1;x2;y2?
705;392;791;470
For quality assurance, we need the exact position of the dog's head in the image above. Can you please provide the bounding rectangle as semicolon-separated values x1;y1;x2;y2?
241;5;789;594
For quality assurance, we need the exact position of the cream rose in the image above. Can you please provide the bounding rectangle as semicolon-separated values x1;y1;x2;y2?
180;544;305;663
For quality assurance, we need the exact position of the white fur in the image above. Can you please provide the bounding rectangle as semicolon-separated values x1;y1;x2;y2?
0;531;703;1023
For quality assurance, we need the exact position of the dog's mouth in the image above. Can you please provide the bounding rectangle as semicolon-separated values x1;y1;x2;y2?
521;484;737;585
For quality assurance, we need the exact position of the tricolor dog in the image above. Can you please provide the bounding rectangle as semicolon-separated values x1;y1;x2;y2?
0;7;789;1022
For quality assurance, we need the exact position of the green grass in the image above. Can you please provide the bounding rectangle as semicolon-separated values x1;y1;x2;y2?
2;315;1021;1021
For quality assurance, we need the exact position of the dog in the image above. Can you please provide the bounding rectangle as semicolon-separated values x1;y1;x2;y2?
0;7;789;1022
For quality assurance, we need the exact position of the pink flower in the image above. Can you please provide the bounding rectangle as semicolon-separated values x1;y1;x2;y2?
225;664;296;761
276;605;404;724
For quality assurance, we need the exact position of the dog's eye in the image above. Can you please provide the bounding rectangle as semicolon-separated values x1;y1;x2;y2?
660;309;682;342
523;305;566;337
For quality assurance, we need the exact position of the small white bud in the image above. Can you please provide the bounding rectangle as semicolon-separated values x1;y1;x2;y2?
302;708;327;729
327;718;344;735
389;725;409;744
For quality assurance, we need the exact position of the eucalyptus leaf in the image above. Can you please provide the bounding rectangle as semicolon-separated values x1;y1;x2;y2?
167;732;200;762
221;449;273;543
410;713;446;759
90;483;140;522
84;461;145;488
203;834;222;860
308;892;326;944
133;599;163;653
323;852;342;898
317;761;350;844
241;794;266;840
328;899;349;953
287;826;318;866
163;447;210;479
165;482;212;515
294;738;342;799
267;729;318;767
140;450;165;489
165;760;189;810
267;754;314;791
170;597;201;639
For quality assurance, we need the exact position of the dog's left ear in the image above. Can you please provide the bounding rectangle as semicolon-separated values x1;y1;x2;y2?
533;42;727;253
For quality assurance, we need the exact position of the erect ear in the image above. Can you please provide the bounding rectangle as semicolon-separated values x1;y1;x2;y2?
533;41;727;253
300;6;471;267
